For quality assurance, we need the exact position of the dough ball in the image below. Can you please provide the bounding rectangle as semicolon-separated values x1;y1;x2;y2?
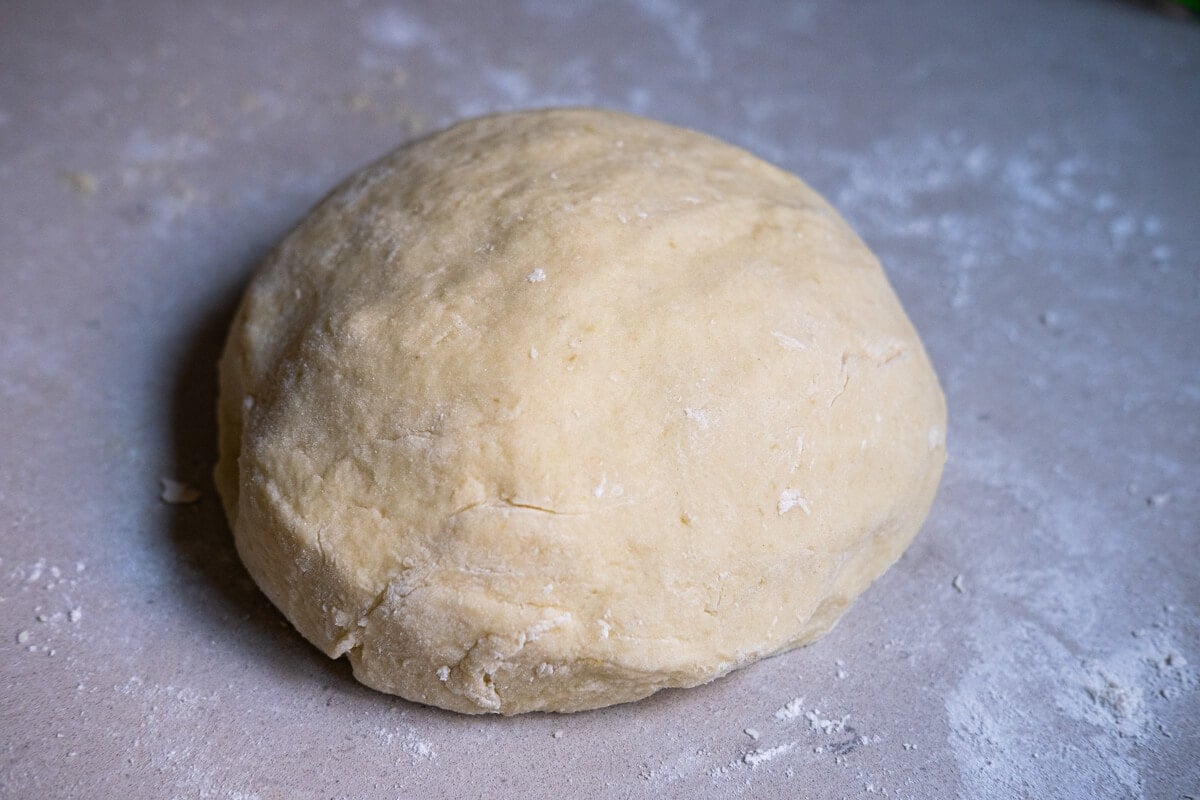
215;109;946;714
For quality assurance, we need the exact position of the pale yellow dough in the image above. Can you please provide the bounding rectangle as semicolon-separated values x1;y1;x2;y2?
215;109;946;714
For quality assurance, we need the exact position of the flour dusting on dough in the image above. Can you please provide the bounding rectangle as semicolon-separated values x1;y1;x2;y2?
777;490;810;516
684;407;710;429
772;331;807;351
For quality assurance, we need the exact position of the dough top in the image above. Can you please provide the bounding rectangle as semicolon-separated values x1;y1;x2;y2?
216;109;946;713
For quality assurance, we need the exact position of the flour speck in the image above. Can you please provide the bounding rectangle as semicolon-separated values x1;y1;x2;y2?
743;742;794;768
774;697;805;721
777;490;810;516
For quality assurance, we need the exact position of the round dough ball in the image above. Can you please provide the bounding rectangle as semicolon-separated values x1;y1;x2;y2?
215;108;946;715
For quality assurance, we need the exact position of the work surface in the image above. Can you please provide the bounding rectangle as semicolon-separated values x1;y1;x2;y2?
2;1;1197;797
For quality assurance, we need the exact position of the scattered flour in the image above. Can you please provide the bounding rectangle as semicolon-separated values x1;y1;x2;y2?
1058;639;1196;740
629;0;712;80
364;8;432;50
774;697;806;721
805;709;850;735
743;742;795;768
374;725;437;762
1073;661;1148;738
685;691;885;786
102;675;439;795
948;576;1196;798
774;697;853;735
826;130;1176;317
7;558;88;656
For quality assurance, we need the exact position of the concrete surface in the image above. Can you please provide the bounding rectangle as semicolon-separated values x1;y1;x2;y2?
1;0;1197;797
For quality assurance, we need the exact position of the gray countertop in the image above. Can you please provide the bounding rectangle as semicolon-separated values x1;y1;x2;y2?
1;1;1197;797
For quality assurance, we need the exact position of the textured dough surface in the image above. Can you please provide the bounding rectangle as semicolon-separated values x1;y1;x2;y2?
214;108;947;714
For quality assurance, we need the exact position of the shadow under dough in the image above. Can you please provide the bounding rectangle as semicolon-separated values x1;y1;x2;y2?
164;254;359;692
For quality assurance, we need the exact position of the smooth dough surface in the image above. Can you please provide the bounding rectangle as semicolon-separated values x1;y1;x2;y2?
215;108;947;714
